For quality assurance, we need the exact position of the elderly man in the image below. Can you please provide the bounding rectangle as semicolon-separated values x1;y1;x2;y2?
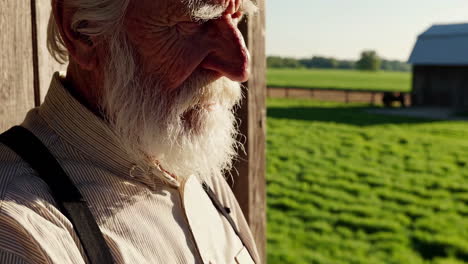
0;0;259;263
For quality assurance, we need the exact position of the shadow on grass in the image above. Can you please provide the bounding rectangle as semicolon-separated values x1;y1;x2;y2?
268;106;435;126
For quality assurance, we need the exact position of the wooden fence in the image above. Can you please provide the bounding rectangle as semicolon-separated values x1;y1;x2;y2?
268;87;412;106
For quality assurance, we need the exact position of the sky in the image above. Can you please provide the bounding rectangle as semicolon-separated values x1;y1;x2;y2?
266;0;468;61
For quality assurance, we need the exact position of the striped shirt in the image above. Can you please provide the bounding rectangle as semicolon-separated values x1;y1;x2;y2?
0;73;259;264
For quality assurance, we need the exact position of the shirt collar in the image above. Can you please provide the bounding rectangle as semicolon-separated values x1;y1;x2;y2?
38;72;179;189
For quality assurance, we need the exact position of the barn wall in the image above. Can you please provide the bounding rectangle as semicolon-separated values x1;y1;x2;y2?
35;0;68;102
412;65;468;110
0;1;35;132
0;1;66;133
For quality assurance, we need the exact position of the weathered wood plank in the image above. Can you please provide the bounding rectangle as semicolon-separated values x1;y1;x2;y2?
35;0;68;103
232;1;267;263
0;0;35;132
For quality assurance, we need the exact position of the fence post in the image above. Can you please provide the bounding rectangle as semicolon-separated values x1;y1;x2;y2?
232;2;267;263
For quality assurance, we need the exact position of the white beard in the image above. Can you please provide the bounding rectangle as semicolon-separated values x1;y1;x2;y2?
100;33;242;182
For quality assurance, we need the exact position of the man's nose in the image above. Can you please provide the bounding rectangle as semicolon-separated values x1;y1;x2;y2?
200;14;250;82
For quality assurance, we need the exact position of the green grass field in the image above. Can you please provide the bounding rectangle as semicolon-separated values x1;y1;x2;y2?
267;98;468;264
267;69;411;92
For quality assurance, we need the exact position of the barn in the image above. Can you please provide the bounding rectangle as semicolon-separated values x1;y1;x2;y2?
408;23;468;111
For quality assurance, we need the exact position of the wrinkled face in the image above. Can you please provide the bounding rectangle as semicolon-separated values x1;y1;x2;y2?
124;0;252;91
100;0;256;180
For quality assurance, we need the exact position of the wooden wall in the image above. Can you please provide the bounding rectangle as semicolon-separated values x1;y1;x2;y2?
0;0;66;133
0;1;35;131
35;0;67;102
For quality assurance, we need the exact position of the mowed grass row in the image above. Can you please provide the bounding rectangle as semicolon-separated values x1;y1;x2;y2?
267;98;468;264
267;69;412;92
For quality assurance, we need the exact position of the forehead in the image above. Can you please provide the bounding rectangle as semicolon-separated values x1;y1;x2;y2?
187;0;257;19
185;0;230;8
129;0;251;18
126;0;256;26
132;0;230;11
126;0;213;20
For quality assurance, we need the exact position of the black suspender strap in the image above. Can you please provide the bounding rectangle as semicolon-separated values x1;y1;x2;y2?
201;182;240;237
0;126;114;264
202;182;257;261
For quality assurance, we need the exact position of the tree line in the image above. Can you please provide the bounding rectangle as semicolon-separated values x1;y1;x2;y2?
267;50;411;72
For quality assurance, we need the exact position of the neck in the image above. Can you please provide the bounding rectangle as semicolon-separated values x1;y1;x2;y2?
64;61;104;117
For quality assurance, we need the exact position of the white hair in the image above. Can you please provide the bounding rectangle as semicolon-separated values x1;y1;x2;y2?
189;0;258;21
47;0;130;63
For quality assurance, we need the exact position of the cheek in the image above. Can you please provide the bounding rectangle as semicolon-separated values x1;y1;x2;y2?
129;28;212;90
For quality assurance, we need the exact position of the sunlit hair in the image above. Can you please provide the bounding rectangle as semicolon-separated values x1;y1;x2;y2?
101;31;243;182
189;0;258;21
47;0;130;63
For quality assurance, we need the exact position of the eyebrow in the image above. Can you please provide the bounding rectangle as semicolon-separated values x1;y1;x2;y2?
190;0;258;22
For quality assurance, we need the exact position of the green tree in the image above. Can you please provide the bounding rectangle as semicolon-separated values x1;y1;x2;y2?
337;60;355;69
267;56;285;68
267;56;301;68
299;56;338;69
282;58;301;68
356;50;381;71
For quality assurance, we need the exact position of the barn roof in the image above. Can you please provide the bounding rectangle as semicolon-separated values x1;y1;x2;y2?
408;23;468;65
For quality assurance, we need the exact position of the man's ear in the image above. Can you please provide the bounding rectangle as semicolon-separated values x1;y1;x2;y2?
52;0;98;70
